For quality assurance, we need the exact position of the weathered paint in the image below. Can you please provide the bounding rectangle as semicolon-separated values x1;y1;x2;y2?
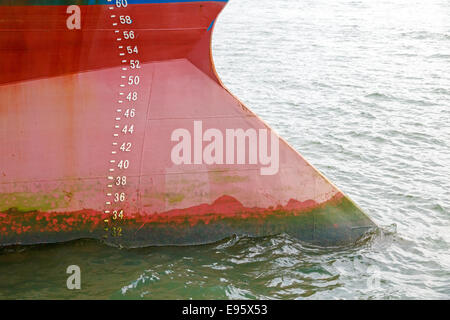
0;0;376;247
0;192;374;247
0;2;225;85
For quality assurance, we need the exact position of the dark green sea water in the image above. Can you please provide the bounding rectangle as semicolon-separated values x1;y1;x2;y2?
1;0;449;299
0;230;397;299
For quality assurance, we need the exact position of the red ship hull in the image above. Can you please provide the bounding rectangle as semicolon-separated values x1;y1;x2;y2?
0;0;375;247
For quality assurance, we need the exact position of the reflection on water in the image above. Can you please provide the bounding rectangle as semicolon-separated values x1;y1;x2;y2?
0;226;400;300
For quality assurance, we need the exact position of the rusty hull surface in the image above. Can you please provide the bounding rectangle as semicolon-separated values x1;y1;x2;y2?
0;0;376;247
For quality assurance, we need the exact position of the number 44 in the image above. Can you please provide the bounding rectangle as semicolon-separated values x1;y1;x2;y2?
121;124;134;134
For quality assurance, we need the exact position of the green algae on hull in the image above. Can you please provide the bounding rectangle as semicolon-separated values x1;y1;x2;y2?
131;195;375;247
0;191;72;213
0;193;375;247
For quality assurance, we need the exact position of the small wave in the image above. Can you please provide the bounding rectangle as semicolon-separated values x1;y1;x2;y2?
364;92;395;101
432;88;450;95
399;31;450;41
427;54;450;60
355;223;398;249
